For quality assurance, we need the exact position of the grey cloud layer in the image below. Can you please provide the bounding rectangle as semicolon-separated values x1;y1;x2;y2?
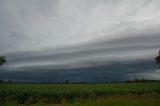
1;0;160;53
0;0;160;81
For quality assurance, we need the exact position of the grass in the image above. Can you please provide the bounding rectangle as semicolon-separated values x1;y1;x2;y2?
62;94;160;106
0;82;160;105
2;94;160;106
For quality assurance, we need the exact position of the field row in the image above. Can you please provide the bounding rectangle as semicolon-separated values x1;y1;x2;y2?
0;83;160;105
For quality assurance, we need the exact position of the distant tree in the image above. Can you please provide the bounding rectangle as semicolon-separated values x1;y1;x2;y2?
134;79;139;83
0;56;6;83
0;79;3;83
8;80;12;83
64;80;69;84
126;79;160;83
126;80;133;83
140;79;146;82
0;56;6;65
155;50;160;64
155;56;160;64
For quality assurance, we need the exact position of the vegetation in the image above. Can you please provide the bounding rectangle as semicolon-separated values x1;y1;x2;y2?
0;56;6;65
155;50;160;64
155;56;160;64
0;82;160;105
125;79;160;83
61;94;160;106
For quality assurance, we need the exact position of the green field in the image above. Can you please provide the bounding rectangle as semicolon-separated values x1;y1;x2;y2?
0;83;160;106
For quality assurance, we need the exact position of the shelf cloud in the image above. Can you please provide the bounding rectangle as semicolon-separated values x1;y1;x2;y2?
0;0;160;82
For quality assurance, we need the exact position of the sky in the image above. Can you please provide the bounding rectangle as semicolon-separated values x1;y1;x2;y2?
0;0;160;82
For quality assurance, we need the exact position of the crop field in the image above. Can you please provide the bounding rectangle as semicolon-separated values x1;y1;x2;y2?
0;82;160;106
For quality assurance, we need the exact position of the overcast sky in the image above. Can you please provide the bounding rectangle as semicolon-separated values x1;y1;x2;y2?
0;0;160;82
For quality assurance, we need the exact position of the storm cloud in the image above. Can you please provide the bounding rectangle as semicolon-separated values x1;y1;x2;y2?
0;0;160;82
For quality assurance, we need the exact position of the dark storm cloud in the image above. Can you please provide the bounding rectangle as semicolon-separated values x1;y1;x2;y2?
0;0;160;81
0;58;157;82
